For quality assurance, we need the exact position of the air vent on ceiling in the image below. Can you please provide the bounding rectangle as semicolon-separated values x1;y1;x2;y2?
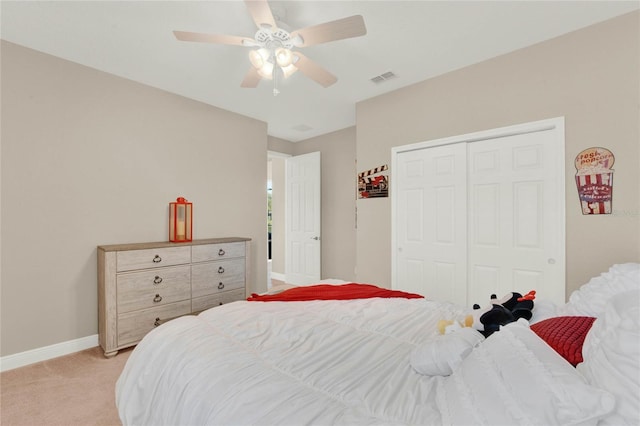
370;71;397;84
291;124;313;132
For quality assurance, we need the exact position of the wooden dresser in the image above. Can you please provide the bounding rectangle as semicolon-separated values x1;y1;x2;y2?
98;237;251;357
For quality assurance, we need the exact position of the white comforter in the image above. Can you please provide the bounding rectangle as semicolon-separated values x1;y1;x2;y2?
116;297;465;425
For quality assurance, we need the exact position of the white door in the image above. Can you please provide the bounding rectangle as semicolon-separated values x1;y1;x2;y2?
467;130;564;305
285;151;321;285
395;144;467;304
393;118;565;306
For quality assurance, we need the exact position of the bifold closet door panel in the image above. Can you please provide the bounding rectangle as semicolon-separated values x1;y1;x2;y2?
466;130;564;306
394;143;467;305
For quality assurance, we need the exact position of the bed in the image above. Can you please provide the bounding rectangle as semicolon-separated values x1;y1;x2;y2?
116;264;640;425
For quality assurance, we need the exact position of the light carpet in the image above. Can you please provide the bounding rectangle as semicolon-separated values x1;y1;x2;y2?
1;346;132;426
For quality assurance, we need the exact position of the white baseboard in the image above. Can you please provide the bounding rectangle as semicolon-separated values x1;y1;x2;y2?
271;271;285;282
0;334;99;372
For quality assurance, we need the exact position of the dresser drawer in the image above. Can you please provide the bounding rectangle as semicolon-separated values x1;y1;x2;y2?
117;265;191;313
118;301;191;346
192;242;245;263
117;246;191;272
192;288;246;313
192;258;245;298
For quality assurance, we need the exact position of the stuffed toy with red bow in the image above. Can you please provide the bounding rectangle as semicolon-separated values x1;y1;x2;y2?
491;290;536;321
470;290;536;337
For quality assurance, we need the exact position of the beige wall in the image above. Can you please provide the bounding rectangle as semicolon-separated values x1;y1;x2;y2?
1;41;268;356
293;127;357;281
267;136;295;156
355;11;640;298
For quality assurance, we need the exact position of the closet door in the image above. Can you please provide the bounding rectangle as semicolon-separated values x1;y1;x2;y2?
467;130;564;305
395;143;467;303
393;118;565;307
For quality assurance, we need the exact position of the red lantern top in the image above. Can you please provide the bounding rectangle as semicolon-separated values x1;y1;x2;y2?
176;197;187;203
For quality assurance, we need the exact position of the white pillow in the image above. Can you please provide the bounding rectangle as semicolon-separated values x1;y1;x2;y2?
437;319;615;426
411;328;484;376
577;289;640;426
559;263;639;317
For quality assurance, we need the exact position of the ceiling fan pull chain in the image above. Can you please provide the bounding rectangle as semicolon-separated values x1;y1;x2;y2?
273;66;280;96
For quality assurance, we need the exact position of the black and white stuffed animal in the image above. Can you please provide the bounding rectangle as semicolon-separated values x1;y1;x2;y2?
491;290;536;321
470;291;536;337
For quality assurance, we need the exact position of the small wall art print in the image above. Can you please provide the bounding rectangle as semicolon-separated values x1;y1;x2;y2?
574;147;615;215
358;164;388;199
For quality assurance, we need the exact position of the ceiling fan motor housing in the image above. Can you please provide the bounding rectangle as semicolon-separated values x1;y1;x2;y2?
254;27;300;49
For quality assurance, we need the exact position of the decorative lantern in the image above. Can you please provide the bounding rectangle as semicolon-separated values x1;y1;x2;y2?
169;197;192;242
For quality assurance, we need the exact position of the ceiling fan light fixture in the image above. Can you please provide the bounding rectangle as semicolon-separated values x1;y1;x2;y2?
249;50;263;68
291;34;304;47
257;61;274;79
249;48;271;69
281;63;298;78
275;47;293;67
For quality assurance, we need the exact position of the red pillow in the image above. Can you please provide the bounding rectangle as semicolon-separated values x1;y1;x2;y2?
531;316;596;366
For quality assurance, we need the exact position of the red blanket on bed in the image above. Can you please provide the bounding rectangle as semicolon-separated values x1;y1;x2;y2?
247;283;424;302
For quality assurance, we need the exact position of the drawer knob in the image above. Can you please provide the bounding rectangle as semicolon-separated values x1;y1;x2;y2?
218;266;225;274
153;276;163;285
154;317;162;327
153;294;163;303
153;255;162;263
218;282;225;290
218;249;226;256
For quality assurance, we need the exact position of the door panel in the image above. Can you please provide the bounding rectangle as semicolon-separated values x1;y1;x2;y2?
285;152;321;285
467;130;563;305
395;144;467;303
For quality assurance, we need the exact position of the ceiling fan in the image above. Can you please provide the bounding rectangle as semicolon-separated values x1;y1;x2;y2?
173;0;367;95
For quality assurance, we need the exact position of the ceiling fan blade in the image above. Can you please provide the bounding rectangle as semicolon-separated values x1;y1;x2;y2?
173;31;249;46
244;0;276;29
241;67;261;88
291;15;366;47
294;52;337;88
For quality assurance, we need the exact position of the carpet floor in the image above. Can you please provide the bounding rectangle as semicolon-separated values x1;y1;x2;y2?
1;346;132;426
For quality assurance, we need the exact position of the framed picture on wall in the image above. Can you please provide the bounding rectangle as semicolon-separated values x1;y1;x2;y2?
358;164;389;199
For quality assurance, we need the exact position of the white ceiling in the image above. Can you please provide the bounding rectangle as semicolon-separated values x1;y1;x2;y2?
2;1;638;142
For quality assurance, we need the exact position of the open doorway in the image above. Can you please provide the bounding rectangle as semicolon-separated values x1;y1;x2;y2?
267;151;290;289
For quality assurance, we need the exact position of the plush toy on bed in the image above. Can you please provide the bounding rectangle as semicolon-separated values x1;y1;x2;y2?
492;290;536;321
437;316;475;335
436;290;536;337
470;291;536;337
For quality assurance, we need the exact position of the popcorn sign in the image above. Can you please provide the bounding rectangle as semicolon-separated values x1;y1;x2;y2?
575;147;614;215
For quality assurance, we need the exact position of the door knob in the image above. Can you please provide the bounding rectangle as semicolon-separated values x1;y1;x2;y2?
311;236;319;240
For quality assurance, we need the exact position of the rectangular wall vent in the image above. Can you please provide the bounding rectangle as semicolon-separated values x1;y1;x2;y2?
370;71;397;84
